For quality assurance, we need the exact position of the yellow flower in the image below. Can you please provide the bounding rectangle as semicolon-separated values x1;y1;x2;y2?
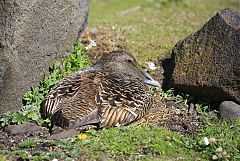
77;134;88;141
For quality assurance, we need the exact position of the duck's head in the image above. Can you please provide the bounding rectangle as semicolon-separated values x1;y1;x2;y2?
94;50;161;87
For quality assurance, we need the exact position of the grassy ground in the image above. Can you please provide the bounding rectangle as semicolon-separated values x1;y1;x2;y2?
83;0;240;160
1;119;239;160
1;0;240;160
88;0;240;64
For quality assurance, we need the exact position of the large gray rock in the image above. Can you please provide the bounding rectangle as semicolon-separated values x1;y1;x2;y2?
162;8;240;104
219;101;240;119
0;0;89;114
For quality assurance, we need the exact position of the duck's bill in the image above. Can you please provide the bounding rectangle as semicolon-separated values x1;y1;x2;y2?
141;69;161;87
144;79;161;87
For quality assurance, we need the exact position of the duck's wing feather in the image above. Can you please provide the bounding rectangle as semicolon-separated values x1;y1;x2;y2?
41;68;100;118
96;73;152;127
42;71;84;118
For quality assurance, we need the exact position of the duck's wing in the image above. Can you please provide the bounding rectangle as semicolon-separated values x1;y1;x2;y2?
96;73;153;127
42;68;102;127
42;71;83;117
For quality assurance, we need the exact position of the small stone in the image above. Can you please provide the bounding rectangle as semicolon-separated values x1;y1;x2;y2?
169;125;181;131
215;147;223;153
212;155;218;160
219;101;240;119
165;101;175;108
188;103;195;114
209;137;217;144
175;109;181;115
222;151;227;156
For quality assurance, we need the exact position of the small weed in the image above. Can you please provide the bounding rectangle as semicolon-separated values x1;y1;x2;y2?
19;139;37;148
0;105;51;127
31;151;49;161
195;103;218;126
182;120;240;160
50;152;62;159
14;151;30;160
151;87;193;106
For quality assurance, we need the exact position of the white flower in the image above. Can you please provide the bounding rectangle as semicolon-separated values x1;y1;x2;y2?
145;61;157;70
203;137;209;145
52;159;58;161
89;40;97;47
85;40;97;50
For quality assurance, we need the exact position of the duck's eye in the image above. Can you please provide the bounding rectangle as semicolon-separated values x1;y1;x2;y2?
127;59;133;63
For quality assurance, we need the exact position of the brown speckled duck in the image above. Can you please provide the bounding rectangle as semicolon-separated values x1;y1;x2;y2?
41;50;160;130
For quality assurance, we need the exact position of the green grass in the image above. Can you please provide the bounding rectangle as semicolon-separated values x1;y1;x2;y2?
65;126;199;160
89;0;240;64
19;139;38;148
190;121;240;160
1;120;239;160
184;107;240;160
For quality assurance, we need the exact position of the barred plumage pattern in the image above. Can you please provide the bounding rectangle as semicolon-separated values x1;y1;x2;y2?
97;73;152;127
41;50;157;129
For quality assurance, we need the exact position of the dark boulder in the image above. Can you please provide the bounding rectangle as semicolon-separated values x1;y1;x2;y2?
162;8;240;104
0;0;89;114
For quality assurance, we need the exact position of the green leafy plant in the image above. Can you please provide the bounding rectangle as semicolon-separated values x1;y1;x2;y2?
182;119;240;160
19;139;37;148
150;87;175;99
23;42;91;107
0;105;51;127
151;87;193;106
0;42;91;127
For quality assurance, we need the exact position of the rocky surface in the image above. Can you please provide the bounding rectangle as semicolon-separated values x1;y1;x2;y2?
162;8;240;104
4;122;48;135
0;122;49;150
219;101;240;119
0;0;89;114
48;129;79;140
